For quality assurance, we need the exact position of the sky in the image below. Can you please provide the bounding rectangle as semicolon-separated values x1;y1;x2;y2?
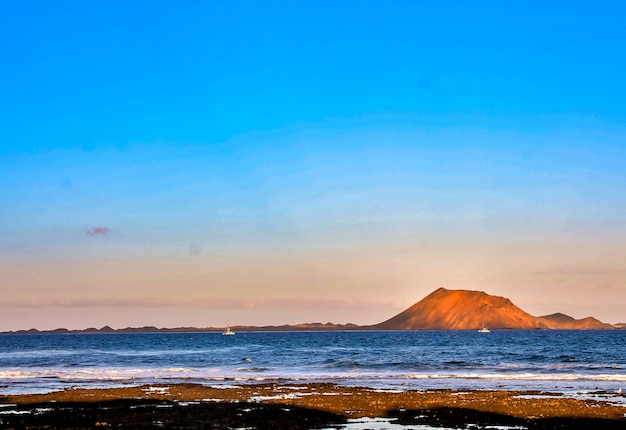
1;1;626;330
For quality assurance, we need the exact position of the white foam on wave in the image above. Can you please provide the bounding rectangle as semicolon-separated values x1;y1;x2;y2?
403;372;626;382
0;367;204;380
3;367;626;384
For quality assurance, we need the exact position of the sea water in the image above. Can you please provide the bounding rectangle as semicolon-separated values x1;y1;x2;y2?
1;330;625;401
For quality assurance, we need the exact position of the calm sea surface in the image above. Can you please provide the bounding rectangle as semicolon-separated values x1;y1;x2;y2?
1;330;625;400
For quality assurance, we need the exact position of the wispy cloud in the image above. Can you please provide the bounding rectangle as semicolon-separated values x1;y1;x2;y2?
86;227;109;236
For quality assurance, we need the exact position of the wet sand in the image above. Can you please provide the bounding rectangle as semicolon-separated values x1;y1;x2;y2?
1;383;625;429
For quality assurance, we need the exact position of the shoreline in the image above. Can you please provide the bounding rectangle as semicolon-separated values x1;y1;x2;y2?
3;327;624;335
2;383;625;429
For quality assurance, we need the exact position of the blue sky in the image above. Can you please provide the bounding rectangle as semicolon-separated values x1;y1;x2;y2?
3;1;626;153
1;1;626;329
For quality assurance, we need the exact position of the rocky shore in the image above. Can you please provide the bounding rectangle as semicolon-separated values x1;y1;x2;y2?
1;383;625;429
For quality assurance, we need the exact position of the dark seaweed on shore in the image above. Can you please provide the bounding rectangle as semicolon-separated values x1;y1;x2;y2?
389;407;626;430
0;399;346;430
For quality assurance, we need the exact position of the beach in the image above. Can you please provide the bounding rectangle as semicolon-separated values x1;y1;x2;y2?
2;383;625;429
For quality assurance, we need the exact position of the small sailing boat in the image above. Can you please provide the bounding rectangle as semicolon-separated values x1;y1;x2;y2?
478;315;490;333
222;324;235;335
478;320;490;333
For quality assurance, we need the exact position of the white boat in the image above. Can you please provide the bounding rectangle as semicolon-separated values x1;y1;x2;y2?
478;327;490;333
222;325;235;335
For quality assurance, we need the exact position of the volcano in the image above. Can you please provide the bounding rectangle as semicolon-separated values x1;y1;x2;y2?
371;288;612;330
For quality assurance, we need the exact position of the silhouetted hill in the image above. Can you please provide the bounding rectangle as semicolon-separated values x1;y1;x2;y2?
539;313;576;325
539;313;614;329
2;323;361;335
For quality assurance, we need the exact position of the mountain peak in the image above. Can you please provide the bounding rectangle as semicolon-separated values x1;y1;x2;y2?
372;288;613;330
373;288;544;330
540;313;576;324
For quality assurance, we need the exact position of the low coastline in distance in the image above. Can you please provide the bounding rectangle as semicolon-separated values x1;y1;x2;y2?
4;288;625;334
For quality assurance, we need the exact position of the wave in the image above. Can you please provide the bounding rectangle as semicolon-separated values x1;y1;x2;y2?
0;367;198;380
234;367;272;372
402;372;626;382
3;367;626;383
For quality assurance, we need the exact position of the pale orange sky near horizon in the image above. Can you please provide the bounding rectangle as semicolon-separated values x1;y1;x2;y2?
3;231;625;331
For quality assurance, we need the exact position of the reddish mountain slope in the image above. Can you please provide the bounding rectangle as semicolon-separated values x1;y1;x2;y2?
372;288;547;330
372;288;614;330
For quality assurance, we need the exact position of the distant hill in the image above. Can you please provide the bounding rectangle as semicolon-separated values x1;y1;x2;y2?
539;313;614;330
539;313;576;325
370;288;614;330
4;323;360;335
2;288;617;333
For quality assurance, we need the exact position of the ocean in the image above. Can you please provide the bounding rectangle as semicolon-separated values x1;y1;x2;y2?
1;330;625;401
